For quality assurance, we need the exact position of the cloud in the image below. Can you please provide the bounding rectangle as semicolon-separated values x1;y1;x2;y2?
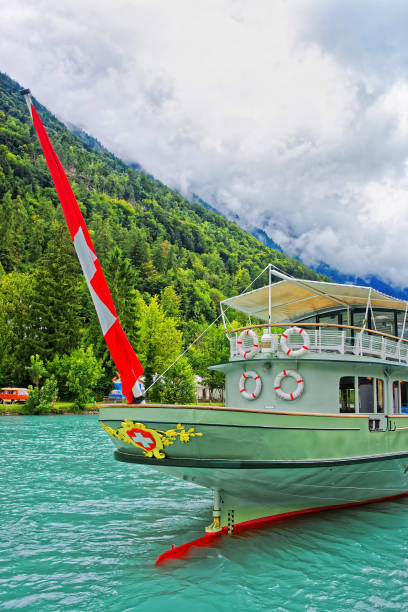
2;0;408;286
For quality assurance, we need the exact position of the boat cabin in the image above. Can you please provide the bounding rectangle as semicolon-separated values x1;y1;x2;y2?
212;269;408;422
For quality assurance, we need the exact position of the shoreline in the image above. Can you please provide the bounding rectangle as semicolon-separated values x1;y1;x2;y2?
0;401;224;416
0;407;100;416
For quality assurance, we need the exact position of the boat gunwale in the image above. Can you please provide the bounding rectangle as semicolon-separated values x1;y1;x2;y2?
112;449;408;467
98;404;377;417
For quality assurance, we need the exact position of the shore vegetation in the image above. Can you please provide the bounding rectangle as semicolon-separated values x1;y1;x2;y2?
0;72;325;413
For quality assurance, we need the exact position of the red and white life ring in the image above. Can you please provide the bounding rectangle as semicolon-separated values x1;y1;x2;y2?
239;371;262;400
280;327;310;357
237;329;260;359
274;369;304;401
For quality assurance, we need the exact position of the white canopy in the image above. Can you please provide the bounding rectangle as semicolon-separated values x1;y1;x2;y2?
221;277;408;323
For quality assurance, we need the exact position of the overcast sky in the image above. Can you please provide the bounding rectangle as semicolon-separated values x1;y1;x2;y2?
2;0;408;286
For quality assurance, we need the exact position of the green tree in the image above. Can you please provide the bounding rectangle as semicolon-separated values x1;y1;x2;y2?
189;323;231;390
122;225;150;267
0;192;28;272
26;354;47;388
192;279;216;321
234;267;251;293
154;357;196;404
26;197;56;263
0;271;34;385
89;213;115;264
56;346;104;411
103;246;140;344
160;286;181;321
28;222;84;361
136;296;183;389
26;375;58;414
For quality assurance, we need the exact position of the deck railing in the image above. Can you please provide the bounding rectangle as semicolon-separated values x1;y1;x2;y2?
228;323;408;365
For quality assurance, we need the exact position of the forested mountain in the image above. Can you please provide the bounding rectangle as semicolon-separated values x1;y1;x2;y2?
0;71;324;405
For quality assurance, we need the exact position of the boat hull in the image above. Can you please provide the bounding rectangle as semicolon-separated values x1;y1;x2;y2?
114;450;408;528
99;405;408;530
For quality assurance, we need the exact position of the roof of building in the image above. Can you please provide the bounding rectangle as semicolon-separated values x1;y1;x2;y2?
221;278;408;323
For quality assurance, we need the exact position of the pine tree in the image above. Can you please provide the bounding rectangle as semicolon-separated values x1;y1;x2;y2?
28;222;84;361
103;246;140;347
0;192;28;272
160;286;181;321
0;271;34;384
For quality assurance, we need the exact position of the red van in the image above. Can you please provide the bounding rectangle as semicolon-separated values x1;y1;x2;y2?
0;388;29;404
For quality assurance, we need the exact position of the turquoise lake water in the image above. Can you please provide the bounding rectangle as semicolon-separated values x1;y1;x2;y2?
1;414;408;611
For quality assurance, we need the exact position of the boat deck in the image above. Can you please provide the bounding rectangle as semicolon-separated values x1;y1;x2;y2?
229;323;408;365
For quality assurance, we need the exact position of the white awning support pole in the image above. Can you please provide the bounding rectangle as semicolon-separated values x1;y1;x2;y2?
268;264;272;326
369;299;377;331
400;302;408;341
220;303;228;336
363;287;372;330
357;286;372;355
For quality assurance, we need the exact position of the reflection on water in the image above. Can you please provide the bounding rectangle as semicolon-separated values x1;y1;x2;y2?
0;415;407;611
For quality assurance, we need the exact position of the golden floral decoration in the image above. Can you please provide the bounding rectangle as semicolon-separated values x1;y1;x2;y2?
100;420;203;459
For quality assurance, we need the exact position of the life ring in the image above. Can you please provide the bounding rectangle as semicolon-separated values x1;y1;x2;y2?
274;369;304;401
239;371;262;400
237;329;260;359
280;327;310;357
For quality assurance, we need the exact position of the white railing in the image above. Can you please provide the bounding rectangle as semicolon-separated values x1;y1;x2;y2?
228;324;408;365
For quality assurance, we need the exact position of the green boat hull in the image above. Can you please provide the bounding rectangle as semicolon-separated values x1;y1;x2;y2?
99;406;408;530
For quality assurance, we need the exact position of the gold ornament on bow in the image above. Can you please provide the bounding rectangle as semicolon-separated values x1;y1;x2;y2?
100;420;203;459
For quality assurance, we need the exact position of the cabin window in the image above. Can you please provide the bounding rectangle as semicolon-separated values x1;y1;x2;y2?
392;381;408;414
304;316;317;323
339;377;355;413
359;377;374;413
341;376;384;414
397;313;408;340
352;310;366;330
401;382;408;414
373;311;395;336
352;308;400;337
318;312;341;326
376;379;384;413
393;381;400;413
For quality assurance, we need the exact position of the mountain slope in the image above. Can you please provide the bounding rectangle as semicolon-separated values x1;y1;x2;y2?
0;70;326;394
0;71;324;292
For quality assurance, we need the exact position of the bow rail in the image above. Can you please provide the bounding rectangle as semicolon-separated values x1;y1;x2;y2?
228;322;408;364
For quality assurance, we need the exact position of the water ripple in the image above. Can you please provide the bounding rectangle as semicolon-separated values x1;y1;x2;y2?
1;415;408;611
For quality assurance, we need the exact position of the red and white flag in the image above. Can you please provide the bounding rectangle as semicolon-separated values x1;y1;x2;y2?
30;103;144;402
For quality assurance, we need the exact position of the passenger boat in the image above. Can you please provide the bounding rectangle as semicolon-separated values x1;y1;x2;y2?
99;269;408;561
22;92;408;564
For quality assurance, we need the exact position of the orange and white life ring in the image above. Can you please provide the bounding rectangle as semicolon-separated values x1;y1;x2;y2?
237;329;260;359
239;371;262;400
280;327;310;357
274;369;304;401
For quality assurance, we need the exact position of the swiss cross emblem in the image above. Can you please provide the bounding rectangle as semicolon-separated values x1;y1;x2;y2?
126;427;156;451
